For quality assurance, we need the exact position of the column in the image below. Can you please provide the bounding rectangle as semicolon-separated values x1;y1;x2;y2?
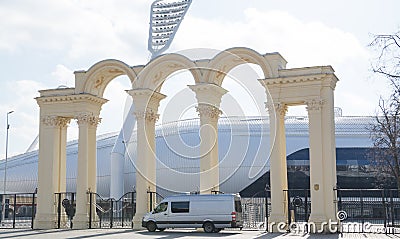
127;89;165;230
196;104;221;193
34;116;70;229
321;82;338;225
189;84;227;194
266;102;288;231
306;99;327;230
58;119;69;226
73;113;101;229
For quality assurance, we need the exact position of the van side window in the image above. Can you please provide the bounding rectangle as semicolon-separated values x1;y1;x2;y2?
154;202;168;213
171;201;189;213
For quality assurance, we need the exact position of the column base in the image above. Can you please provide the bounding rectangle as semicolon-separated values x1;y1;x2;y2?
133;213;145;230
268;213;287;232
72;213;89;229
308;214;338;233
33;213;57;229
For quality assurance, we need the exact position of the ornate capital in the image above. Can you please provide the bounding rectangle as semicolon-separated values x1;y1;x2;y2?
305;99;325;112
41;116;71;127
76;113;101;126
196;104;222;120
134;110;160;123
265;102;288;117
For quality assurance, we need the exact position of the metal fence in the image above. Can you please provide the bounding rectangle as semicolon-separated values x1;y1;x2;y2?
88;192;135;229
55;192;76;229
241;190;270;230
337;188;400;234
283;189;311;225
0;193;36;229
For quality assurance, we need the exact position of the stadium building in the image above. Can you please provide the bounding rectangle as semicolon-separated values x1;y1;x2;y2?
0;113;389;199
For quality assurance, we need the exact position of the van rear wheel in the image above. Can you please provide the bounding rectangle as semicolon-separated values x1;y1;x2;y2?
203;222;215;233
146;221;157;232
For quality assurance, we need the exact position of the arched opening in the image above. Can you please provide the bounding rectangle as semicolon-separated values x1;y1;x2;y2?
218;63;270;194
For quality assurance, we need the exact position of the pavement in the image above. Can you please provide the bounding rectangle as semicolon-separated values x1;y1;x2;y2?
0;229;398;239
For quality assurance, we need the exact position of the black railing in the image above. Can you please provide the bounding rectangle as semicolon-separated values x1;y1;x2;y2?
241;190;271;230
283;189;311;227
89;192;135;229
0;192;36;229
55;192;75;229
336;188;400;234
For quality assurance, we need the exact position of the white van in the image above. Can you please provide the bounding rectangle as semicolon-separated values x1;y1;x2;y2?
142;194;243;233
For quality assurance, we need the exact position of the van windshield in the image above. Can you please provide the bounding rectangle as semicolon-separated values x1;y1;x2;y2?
154;202;168;213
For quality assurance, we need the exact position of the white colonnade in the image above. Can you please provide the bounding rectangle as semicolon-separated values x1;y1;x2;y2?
34;48;339;232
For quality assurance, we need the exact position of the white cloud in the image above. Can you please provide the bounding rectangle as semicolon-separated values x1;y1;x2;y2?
51;64;75;87
173;9;369;67
0;0;149;63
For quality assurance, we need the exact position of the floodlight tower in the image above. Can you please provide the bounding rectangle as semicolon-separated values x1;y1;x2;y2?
148;0;192;59
110;0;192;199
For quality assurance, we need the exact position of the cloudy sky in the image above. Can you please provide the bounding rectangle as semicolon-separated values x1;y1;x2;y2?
0;0;399;158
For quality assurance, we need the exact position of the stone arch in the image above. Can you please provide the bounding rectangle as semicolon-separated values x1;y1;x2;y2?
78;59;138;98
135;53;202;91
206;47;275;86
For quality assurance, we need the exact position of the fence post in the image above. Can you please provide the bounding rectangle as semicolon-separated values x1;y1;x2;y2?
305;190;309;221
131;192;134;228
360;190;364;233
286;190;291;229
382;189;386;231
265;191;268;232
122;196;125;228
12;194;16;228
110;199;114;228
390;190;395;234
31;192;35;229
89;192;92;229
71;193;75;229
149;192;153;212
57;193;61;229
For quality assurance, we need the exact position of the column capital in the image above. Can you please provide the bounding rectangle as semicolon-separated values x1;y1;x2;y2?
41;116;71;128
134;109;160;123
126;88;166;112
265;102;288;117
305;98;325;112
196;104;222;120
76;112;101;126
188;83;227;107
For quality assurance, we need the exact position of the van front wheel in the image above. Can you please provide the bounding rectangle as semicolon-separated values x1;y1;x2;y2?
203;222;215;233
146;221;157;232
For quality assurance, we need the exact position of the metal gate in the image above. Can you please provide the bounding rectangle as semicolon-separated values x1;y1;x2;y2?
241;190;270;230
284;189;311;226
337;188;400;234
0;193;36;229
89;192;135;228
55;192;76;229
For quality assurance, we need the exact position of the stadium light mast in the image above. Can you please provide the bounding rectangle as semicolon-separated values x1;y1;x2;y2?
110;0;192;199
2;110;13;222
148;0;192;59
